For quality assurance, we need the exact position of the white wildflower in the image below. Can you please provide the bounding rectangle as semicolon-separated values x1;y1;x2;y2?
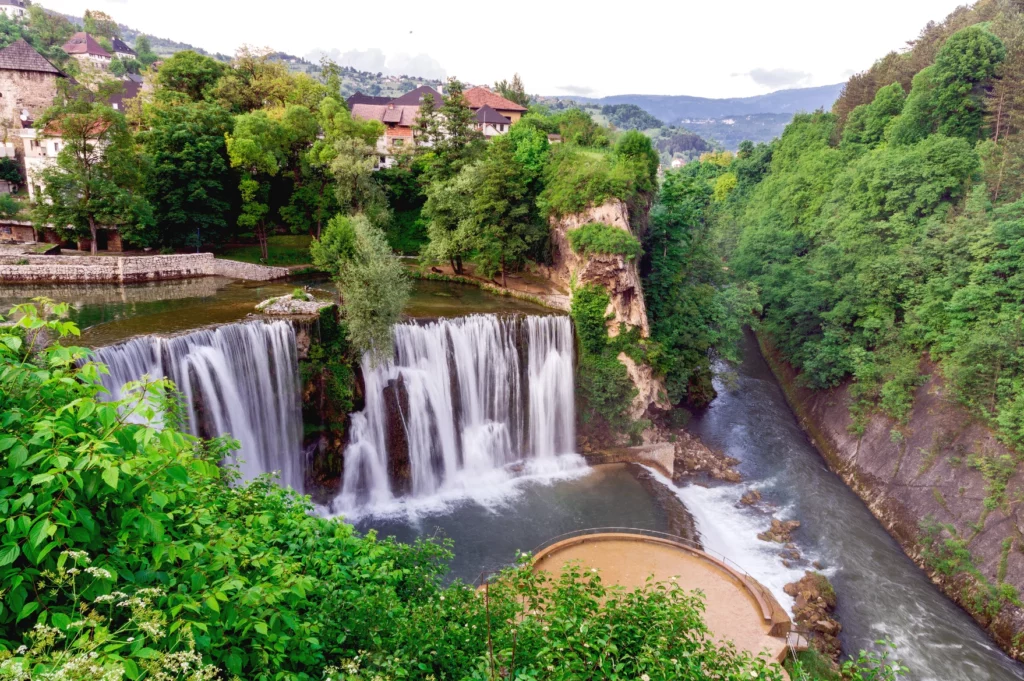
85;566;113;580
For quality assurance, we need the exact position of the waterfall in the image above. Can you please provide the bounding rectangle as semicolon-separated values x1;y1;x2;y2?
90;321;304;489
334;314;577;514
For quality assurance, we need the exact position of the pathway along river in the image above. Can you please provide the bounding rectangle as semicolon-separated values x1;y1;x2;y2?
674;331;1024;681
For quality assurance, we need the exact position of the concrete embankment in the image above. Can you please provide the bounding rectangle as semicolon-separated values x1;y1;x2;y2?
0;253;289;283
756;333;1024;659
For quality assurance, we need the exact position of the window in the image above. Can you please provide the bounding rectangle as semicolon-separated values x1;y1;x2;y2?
393;138;404;147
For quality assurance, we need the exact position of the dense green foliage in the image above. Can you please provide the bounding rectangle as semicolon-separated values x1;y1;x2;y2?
568;222;643;259
0;307;911;681
642;167;759;406
311;215;410;363
141;101;237;247
601;103;664;131
708;6;1024;452
540;131;659;219
570;284;638;436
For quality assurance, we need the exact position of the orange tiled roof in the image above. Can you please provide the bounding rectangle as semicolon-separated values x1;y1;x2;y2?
42;116;110;138
463;87;527;112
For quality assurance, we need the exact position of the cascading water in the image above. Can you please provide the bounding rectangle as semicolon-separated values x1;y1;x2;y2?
333;314;579;516
90;321;304;489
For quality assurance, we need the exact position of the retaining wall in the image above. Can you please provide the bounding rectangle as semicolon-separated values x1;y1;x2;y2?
0;253;290;284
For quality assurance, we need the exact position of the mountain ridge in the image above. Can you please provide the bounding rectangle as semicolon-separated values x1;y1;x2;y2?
564;83;845;124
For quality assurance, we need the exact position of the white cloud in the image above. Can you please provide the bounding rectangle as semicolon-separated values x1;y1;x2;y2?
38;0;968;98
745;68;813;89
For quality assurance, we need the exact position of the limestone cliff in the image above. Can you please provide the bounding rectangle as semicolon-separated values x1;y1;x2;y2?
549;200;668;418
759;335;1024;659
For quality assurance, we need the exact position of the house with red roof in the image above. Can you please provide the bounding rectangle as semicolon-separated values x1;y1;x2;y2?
62;32;113;69
462;87;527;123
349;86;443;168
349;83;528;167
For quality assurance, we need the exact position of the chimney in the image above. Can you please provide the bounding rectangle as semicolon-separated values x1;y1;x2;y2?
437;84;444;96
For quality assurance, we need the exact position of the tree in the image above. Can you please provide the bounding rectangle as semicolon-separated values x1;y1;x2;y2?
472;135;540;287
417;78;484;184
142;101;237;247
26;5;74;52
32;103;152;253
841;83;907;148
156;50;227;102
494;73;530;107
275;104;335;237
555;108;609;147
312;97;385;219
82;10;119;39
133;35;158;66
933;26;1006;141
889;26;1006;145
0;157;22;187
215;46;293;113
225;111;287;260
311;214;410;363
421;164;480;274
109;56;141;77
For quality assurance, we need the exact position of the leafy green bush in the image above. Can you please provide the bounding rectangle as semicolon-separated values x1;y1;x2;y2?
571;284;637;434
568;222;642;260
0;193;20;219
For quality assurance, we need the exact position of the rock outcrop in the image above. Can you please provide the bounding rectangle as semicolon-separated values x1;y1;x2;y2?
549;200;650;335
760;334;1024;660
548;200;668;418
784;572;842;662
758;518;801;544
672;428;741;483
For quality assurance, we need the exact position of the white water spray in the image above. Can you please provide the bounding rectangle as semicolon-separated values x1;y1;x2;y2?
333;315;578;516
91;321;304;489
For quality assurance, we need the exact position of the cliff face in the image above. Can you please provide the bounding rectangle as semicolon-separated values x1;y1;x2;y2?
549;200;668;418
758;335;1024;659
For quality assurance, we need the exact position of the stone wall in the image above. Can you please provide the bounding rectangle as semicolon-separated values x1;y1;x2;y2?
0;253;290;284
0;70;59;136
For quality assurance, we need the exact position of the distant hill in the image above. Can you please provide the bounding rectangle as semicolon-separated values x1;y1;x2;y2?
579;84;844;123
542;84;845;149
678;113;795;151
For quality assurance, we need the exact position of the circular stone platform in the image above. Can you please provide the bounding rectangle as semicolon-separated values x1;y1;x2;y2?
531;530;794;663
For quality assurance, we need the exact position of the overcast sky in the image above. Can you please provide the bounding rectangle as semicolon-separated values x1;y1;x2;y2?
41;0;967;98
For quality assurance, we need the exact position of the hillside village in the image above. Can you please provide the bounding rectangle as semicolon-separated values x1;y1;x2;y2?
0;5;542;253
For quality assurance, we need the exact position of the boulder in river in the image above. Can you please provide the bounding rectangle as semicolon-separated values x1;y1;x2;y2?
740;489;762;506
784;571;842;662
758;517;801;543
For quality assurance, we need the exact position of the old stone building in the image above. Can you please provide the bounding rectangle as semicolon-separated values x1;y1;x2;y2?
0;39;66;135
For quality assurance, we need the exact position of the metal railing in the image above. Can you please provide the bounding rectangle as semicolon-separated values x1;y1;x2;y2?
529;527;784;624
474;526;813;664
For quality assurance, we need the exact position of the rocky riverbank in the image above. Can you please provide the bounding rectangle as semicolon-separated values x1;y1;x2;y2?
757;332;1024;660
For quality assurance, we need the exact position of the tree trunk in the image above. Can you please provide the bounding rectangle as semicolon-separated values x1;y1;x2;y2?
455;255;463;275
256;224;269;262
500;254;506;288
88;216;98;255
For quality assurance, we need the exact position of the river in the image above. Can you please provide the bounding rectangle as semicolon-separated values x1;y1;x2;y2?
674;331;1024;681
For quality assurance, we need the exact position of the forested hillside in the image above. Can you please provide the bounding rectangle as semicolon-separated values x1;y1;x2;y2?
651;0;1024;642
706;0;1024;451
